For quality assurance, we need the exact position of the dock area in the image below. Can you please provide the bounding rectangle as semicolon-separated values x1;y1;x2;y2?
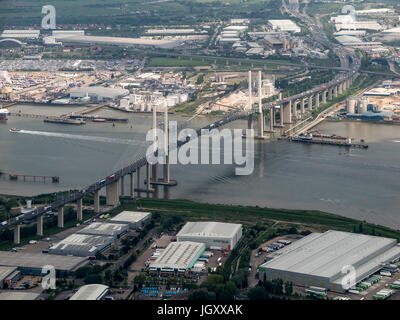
0;171;59;183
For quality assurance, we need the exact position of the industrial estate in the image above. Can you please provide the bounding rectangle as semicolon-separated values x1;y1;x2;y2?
0;0;400;306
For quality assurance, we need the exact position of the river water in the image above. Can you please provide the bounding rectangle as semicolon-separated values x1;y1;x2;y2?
1;104;400;229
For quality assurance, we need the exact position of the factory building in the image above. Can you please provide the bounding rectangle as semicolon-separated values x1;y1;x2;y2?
0;292;40;300
48;233;113;257
268;20;301;33
259;230;400;293
0;251;87;277
76;222;129;239
69;86;129;102
176;222;242;251
109;211;152;229
69;284;109;300
149;241;205;276
0;30;40;40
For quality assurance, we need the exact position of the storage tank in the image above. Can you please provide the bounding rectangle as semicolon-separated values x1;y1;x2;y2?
346;97;357;114
358;97;368;114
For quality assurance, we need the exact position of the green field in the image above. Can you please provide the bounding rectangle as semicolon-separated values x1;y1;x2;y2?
0;0;283;27
115;198;400;240
148;57;210;67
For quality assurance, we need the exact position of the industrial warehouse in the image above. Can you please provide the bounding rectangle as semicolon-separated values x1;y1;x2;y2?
69;86;129;103
48;211;152;257
109;211;152;229
48;233;114;257
0;251;87;276
149;241;206;276
77;222;129;239
259;230;400;293
176;221;242;251
69;284;110;300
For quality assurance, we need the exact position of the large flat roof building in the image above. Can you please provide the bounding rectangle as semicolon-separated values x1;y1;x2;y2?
49;233;113;257
1;30;40;39
109;211;152;229
0;266;18;283
69;86;129;102
77;222;129;239
149;241;205;275
0;291;40;300
69;284;109;300
177;221;242;251
0;251;87;276
268;20;301;33
259;230;400;292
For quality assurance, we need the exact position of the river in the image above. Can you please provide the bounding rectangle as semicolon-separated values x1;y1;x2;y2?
1;104;399;229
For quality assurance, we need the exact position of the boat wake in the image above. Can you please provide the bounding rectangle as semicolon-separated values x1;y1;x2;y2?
17;130;149;146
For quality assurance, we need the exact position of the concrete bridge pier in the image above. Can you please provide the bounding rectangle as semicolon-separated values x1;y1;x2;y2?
37;216;43;236
146;163;151;192
322;90;327;104
106;180;119;206
120;175;125;196
308;96;313;110
58;207;64;228
279;105;284;127
129;173;135;199
247;114;254;130
283;101;292;124
328;88;333;100
14;225;20;244
292;101;298;120
338;83;343;95
77;198;83;221
94;190;100;213
301;98;305;114
315;93;320;108
269;107;274;131
334;86;338;98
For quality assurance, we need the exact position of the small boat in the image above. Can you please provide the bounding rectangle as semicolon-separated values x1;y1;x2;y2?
9;128;21;133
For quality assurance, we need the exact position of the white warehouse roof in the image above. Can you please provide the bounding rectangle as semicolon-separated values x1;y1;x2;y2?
149;241;205;271
0;292;40;300
69;284;109;300
49;234;113;257
259;230;400;292
268;20;301;33
77;222;129;238
70;86;129;99
177;221;242;239
109;211;151;226
0;266;18;282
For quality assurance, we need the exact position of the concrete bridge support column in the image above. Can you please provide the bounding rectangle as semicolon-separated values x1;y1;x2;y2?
247;114;254;130
322;90;327;104
283;101;292;124
334;86;338;98
301;98;305;114
328;88;333;100
338;83;343;95
37;216;43;236
106;180;119;206
257;70;264;137
146;163;151;192
77;198;83;221
292;101;297;120
120;176;125;196
58;207;64;228
279;106;284;126
130;173;135;199
14;225;20;244
136;167;141;191
94;190;100;213
315;93;320;108
269;107;274;131
308;96;313;110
